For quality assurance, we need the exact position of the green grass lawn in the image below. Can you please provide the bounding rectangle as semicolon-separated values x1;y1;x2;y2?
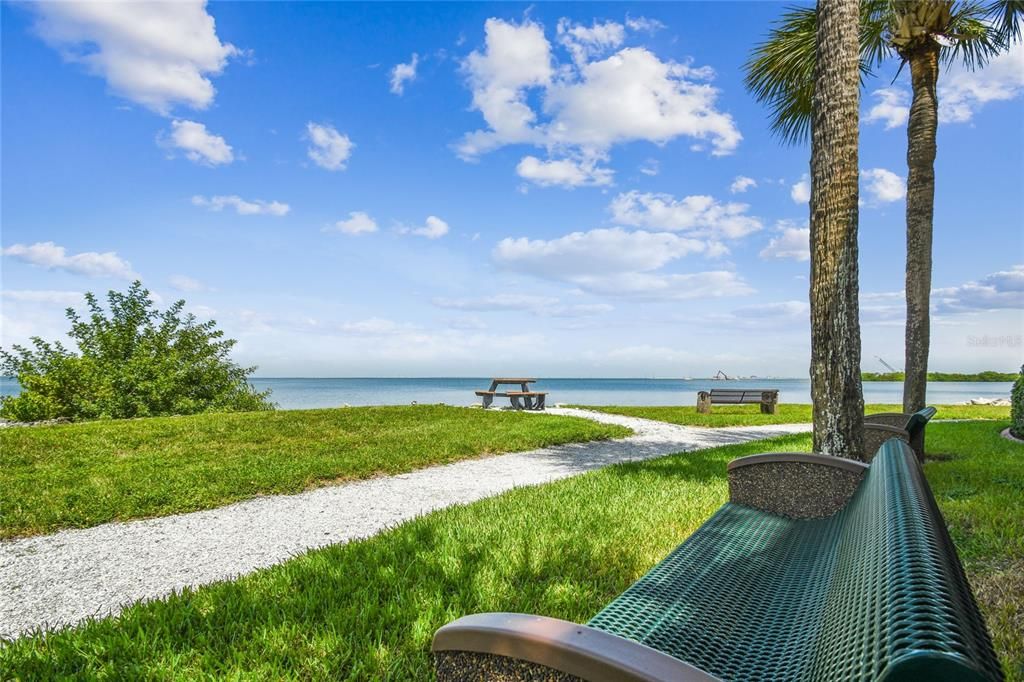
2;421;1019;680
0;406;628;539
572;402;1010;427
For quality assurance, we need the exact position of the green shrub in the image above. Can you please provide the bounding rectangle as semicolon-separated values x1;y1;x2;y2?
1012;365;1024;439
1;282;273;421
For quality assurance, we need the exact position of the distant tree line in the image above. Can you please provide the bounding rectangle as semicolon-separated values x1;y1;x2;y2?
861;370;1018;382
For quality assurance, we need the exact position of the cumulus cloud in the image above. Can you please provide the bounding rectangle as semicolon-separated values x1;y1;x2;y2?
456;17;741;169
556;18;625;65
608;191;762;239
940;43;1024;123
864;87;910;129
192;194;289;215
625;16;666;33
730;175;757;194
866;45;1024;129
399;215;449;239
933;264;1024;313
516;155;613;188
860;168;906;204
161;120;234;165
329;211;378;235
759;221;810;262
790;175;810;204
306;122;354;171
169;274;207;292
27;0;238;114
2;241;136;279
491;227;750;300
390;53;419;95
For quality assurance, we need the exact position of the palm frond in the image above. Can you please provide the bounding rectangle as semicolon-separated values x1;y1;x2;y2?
744;3;894;146
945;2;1002;67
986;0;1024;43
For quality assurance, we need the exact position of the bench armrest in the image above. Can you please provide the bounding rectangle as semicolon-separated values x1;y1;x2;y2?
728;453;869;519
433;613;721;682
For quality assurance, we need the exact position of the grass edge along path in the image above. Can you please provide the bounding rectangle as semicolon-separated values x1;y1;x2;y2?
571;403;1011;427
1;421;1019;680
0;405;629;539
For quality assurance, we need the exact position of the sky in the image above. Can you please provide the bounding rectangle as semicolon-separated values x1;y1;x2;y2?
1;1;1022;378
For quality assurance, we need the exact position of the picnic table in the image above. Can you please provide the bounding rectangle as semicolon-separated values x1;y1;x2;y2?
475;378;547;410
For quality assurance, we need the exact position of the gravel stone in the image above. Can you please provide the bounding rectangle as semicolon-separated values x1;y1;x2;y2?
0;408;809;639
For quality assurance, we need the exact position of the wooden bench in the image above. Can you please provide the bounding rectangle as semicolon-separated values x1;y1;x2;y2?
476;378;546;410
432;438;1001;681
696;388;779;414
475;391;547;410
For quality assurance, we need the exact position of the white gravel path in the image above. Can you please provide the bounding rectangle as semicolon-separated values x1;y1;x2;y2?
0;409;810;640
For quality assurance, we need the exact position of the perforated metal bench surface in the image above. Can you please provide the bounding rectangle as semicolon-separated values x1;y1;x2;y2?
585;441;1002;681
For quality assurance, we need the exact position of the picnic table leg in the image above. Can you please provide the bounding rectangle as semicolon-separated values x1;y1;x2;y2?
510;395;523;410
489;380;499;392
482;394;493;409
536;394;545;410
523;395;535;410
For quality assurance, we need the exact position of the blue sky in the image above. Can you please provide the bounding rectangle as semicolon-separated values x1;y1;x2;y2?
2;1;1022;377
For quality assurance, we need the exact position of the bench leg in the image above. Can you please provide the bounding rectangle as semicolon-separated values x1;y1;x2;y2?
696;396;710;414
760;401;777;414
536;395;545;410
482;394;492;409
523;395;535;410
510;396;523;410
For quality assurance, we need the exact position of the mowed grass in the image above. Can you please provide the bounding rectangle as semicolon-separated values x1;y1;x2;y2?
0;406;628;539
2;421;1019;679
573;402;1010;427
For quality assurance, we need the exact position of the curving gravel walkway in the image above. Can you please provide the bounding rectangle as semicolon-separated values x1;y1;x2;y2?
0;409;810;640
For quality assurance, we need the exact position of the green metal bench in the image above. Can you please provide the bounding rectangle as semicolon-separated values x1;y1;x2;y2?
864;406;937;461
433;439;1001;681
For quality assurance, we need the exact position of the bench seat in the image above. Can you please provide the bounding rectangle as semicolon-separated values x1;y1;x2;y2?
433;439;1001;681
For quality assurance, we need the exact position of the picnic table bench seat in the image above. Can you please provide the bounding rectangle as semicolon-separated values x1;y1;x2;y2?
697;388;779;414
433;438;1001;681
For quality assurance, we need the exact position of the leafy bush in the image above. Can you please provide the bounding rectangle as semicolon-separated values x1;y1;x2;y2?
1;282;273;421
1012;365;1024;439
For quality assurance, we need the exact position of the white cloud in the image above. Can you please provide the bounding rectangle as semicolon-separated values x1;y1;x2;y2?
337;318;408;335
306;122;354;171
730;175;757;194
625;16;666;33
516;155;613;188
2;241;137;279
169;274;207;292
556;18;625;66
27;0;238;114
400;215;449;239
0;290;83;305
864;87;910;129
759;221;810;262
866;45;1024;129
457;18;741;168
710;300;809;329
860;168;906;204
390;53;419;95
433;294;559;311
494;227;706;278
790;175;810;204
329;211;378;235
933;264;1024;313
639;159;659;176
191;194;289;216
608;191;762;239
491;227;751;300
162;120;234;165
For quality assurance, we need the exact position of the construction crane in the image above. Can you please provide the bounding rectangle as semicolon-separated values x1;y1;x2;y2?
875;356;901;373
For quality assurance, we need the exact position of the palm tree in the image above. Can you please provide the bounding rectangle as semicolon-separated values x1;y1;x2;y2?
746;1;1022;414
808;0;866;458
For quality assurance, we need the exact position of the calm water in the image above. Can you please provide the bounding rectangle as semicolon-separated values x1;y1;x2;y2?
1;376;1012;410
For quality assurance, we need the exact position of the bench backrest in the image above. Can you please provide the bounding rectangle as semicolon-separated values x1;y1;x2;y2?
905;406;938;437
705;389;778;403
811;440;1000;681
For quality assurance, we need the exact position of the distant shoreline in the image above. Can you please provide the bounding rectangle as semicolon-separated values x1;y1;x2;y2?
862;371;1016;382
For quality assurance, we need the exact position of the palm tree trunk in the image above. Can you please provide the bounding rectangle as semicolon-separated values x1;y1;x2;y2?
808;0;865;459
902;43;940;413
